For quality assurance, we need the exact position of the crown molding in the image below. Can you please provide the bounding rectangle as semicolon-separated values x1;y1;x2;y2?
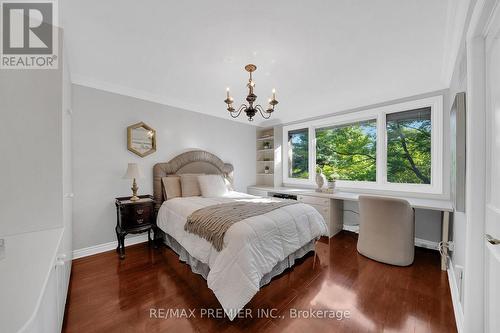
71;74;260;127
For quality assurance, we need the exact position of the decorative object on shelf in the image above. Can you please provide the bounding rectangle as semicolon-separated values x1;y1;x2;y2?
123;163;144;201
224;64;279;121
127;122;156;157
263;141;272;149
264;166;270;174
315;168;328;192
327;180;336;193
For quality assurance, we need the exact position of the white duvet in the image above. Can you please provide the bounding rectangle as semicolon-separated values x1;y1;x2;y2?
156;191;328;320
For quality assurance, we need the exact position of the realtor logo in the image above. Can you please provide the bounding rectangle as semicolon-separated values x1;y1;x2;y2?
1;0;58;69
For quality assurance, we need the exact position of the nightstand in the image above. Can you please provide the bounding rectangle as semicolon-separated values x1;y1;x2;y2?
115;195;156;259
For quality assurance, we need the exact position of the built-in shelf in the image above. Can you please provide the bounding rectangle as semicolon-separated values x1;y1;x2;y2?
256;127;276;187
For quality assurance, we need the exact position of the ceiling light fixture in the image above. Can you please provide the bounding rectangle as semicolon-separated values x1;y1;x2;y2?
224;64;278;121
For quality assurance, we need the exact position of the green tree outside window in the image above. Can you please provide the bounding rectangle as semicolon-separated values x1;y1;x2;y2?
288;129;309;179
316;120;377;182
386;108;431;184
288;108;432;185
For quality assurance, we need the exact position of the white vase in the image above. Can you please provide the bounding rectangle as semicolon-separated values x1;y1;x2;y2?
315;170;327;191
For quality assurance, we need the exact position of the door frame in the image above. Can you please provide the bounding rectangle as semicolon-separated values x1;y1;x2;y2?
463;0;500;331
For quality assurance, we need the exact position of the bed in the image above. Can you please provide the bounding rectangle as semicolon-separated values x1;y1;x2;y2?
153;150;328;320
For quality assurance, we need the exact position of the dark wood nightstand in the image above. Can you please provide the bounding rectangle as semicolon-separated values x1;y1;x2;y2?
115;195;156;259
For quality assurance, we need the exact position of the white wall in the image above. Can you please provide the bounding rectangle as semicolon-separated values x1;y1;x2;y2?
0;35;63;237
72;85;256;250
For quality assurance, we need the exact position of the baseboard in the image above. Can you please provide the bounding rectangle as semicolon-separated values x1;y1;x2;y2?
448;261;464;333
73;234;149;259
342;225;439;250
414;238;439;250
74;226;438;259
343;224;359;233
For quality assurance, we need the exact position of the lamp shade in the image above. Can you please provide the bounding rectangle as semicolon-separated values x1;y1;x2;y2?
123;163;144;179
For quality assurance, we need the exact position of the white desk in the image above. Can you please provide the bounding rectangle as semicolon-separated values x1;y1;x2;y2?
248;185;453;270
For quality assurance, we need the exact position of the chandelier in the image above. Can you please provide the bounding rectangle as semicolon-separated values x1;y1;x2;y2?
224;64;278;121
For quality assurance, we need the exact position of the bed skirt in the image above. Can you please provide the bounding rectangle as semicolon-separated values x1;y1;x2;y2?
162;233;316;288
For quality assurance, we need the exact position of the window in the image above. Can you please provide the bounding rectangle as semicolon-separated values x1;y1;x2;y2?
316;120;377;182
288;128;309;179
386;108;431;184
283;96;443;194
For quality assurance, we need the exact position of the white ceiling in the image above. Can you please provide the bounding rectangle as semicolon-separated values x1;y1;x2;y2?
62;0;453;126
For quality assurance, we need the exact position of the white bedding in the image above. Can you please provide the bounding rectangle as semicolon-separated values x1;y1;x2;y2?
156;191;328;320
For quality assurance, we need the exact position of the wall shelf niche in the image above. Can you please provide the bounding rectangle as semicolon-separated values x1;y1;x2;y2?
255;127;282;187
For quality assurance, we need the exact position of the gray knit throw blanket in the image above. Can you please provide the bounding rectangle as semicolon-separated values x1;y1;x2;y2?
184;200;298;251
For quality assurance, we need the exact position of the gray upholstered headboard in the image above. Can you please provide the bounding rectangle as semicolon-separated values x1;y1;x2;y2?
153;150;234;210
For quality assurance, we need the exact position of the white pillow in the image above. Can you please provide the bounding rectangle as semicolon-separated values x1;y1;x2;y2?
198;175;228;197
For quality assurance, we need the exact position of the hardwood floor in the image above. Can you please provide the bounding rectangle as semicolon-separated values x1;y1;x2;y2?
63;231;456;333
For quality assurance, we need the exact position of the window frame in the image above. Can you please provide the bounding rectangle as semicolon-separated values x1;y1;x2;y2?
282;96;443;195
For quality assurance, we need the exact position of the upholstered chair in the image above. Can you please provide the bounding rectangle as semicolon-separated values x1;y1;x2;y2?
357;195;415;266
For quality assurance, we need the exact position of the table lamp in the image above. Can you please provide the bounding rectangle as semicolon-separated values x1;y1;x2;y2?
123;163;144;201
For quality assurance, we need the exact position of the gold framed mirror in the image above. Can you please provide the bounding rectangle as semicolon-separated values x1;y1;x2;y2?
127;122;156;157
